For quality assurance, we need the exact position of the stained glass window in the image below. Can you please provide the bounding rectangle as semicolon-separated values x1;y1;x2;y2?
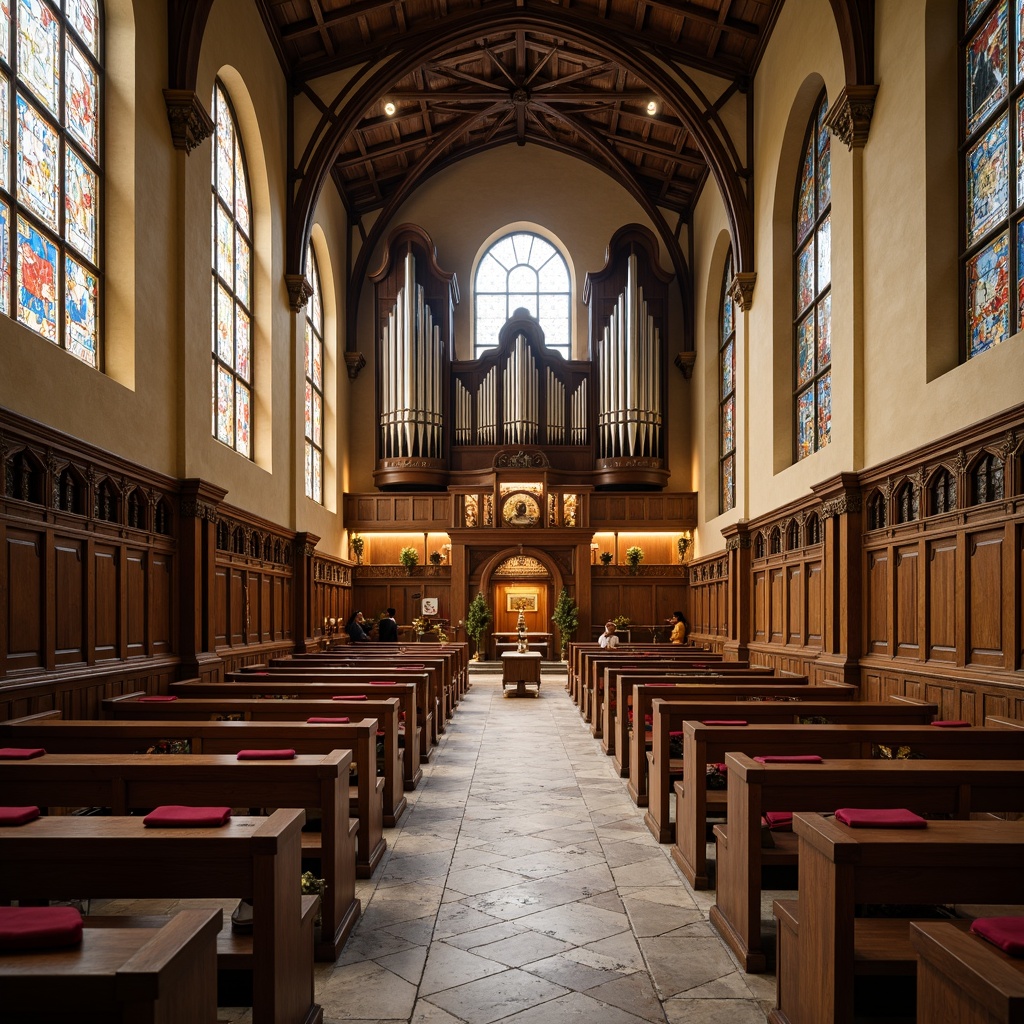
793;92;831;460
211;81;252;458
304;241;324;504
474;231;571;357
719;248;736;514
0;0;101;365
962;0;1024;356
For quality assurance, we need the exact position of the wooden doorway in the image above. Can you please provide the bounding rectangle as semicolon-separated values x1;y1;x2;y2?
491;581;551;655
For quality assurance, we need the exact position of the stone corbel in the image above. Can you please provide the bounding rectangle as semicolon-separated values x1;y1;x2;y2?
163;89;214;153
674;352;696;379
728;272;757;312
345;351;367;380
824;84;879;150
286;274;313;312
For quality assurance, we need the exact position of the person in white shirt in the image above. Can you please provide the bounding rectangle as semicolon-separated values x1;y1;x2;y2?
598;621;619;648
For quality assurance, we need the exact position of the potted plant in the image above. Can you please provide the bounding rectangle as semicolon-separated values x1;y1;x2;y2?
465;592;493;661
625;545;644;573
677;534;691;563
350;534;364;565
399;546;419;574
429;550;443;567
551;587;579;661
599;551;613;566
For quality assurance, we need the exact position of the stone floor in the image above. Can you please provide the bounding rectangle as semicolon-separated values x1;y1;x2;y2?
318;668;775;1024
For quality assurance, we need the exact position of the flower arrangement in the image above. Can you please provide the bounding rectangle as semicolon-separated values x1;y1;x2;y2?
677;534;691;562
399;546;419;573
301;871;327;927
429;550;443;565
612;615;630;629
350;534;364;563
625;545;644;573
599;551;613;565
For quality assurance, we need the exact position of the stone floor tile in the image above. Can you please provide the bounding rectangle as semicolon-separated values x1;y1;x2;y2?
444;864;533;896
519;950;631;991
441;919;527;951
422;968;569;1024
640;935;740;999
417;943;507;996
318;959;418;1020
662;997;769;1023
497;989;653;1024
518;900;630;946
470;927;574;967
585;971;669;1022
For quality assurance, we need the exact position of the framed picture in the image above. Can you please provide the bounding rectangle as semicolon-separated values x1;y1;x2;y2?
506;593;538;613
421;597;439;616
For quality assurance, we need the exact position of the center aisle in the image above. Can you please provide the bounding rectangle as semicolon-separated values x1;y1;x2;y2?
317;669;774;1024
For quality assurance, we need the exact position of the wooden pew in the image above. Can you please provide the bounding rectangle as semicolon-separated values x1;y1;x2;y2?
773;815;1024;1024
104;691;401;831
566;643;711;708
0;809;320;1024
0;750;360;962
175;677;423;782
711;754;1024;972
1;714;386;880
911;920;1024;1024
673;720;1024;890
644;696;938;843
223;669;434;761
0;907;221;1024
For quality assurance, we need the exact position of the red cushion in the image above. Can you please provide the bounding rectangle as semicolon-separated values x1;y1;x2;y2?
0;807;41;826
333;694;367;700
307;717;350;723
370;681;395;685
970;917;1024;956
253;671;269;676
930;720;971;727
754;755;824;764
764;811;793;831
0;748;45;760
702;720;748;726
143;805;232;827
834;807;927;828
668;730;684;738
0;906;83;950
138;695;178;702
236;749;296;760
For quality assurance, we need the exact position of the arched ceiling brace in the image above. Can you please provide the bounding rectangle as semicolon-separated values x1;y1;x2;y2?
164;0;216;152
824;0;878;149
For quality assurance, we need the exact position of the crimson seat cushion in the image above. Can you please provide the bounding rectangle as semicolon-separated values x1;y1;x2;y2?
755;755;824;764
0;806;41;826
370;681;396;685
970;916;1024;956
307;717;349;723
0;906;83;950
0;748;46;760
764;811;793;831
236;749;295;760
834;807;926;828
930;720;971;727
143;805;232;827
333;694;367;700
702;720;748;726
138;695;178;702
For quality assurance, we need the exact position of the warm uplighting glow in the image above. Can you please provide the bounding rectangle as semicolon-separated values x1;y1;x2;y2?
646;100;658;116
384;101;396;116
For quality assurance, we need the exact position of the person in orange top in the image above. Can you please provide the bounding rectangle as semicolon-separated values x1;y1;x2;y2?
668;611;689;645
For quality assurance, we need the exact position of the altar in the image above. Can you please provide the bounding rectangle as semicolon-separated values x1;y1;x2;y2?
494;631;551;659
501;651;542;697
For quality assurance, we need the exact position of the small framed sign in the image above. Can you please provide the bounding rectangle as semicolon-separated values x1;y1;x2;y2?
421;597;439;616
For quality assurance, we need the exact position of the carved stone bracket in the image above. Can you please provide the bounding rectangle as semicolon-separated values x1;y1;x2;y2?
162;89;214;153
286;274;313;312
824;84;879;150
345;351;366;380
998;429;1019;462
725;535;752;551
495;450;550;469
728;271;757;311
953;448;968;474
180;498;219;521
820;492;863;519
673;351;696;379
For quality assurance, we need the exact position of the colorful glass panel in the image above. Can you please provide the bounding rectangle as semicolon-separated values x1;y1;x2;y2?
214;93;233;206
796;313;814;386
1017;220;1024;330
721;338;734;397
1017;96;1024;206
235;231;249;306
796;241;814;312
313;449;322;504
313;390;322;446
17;0;58;115
0;74;9;193
816;110;831;212
817;215;832;290
796;142;814;244
304;445;313;503
968;115;1009;243
66;0;98;57
214;366;232;444
235;382;250;457
312;333;322;389
0;0;10;65
215;283;232;364
721;454;734;514
0;200;9;315
796;388;815;461
235;305;250;381
64;255;97;367
65;39;98;160
967;3;1008;136
817;372;832;447
304;380;312;440
16;94;58;228
721;395;735;456
65;144;97;261
215;205;232;286
1018;0;1024;83
968;0;991;30
817;294;832;367
304;320;312;380
16;216;56;339
233;136;249;234
966;231;1009;356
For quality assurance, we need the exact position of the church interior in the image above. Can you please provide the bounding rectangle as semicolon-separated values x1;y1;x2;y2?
1;0;1024;1022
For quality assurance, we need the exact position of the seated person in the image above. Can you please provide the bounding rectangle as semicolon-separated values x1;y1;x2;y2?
668;610;689;645
345;610;370;642
598;621;620;649
378;608;398;642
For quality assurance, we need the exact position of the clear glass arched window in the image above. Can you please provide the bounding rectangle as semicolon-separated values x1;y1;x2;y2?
474;231;570;357
719;248;736;513
304;241;324;503
2;0;102;366
211;80;253;457
794;91;831;461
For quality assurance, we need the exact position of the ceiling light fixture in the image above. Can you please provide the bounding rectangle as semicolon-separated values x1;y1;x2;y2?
384;101;396;116
646;100;658;116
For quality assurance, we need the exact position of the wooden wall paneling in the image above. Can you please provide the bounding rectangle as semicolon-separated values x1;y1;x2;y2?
806;560;822;645
229;568;244;645
126;548;147;657
926;535;957;662
966;527;1005;668
5;526;44;673
787;563;802;645
53;537;85;666
895;543;920;660
866;548;889;656
753;571;766;642
151;551;173;655
214;566;228;645
259;575;271;640
1018;521;1024;670
246;571;259;643
770;567;784;644
92;542;119;661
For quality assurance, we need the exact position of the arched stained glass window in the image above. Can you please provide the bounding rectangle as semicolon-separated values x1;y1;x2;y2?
211;80;252;458
794;92;831;461
304;241;324;503
474;231;570;357
962;0;1021;358
719;248;736;513
0;0;102;366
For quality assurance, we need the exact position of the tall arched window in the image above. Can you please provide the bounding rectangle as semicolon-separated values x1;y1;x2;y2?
304;240;323;503
719;248;736;513
962;1;1020;359
1;0;101;367
794;92;831;461
474;231;570;357
211;80;252;458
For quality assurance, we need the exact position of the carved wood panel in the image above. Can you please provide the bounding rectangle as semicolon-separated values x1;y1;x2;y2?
866;549;888;655
927;537;957;662
967;528;1005;667
54;540;84;666
895;545;919;658
4;528;43;672
806;563;822;645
